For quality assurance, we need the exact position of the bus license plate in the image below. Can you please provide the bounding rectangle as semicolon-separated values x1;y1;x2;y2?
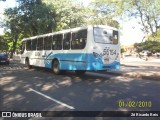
104;58;109;63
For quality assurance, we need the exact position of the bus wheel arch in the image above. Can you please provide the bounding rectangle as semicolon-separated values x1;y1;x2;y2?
52;58;61;74
25;57;32;69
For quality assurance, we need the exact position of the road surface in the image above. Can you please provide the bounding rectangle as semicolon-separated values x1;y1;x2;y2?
0;61;160;119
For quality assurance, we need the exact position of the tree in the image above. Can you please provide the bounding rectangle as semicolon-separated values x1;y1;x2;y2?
86;0;124;28
121;47;126;54
2;8;19;57
2;0;86;56
3;0;56;57
44;0;86;31
134;40;160;55
0;35;8;52
147;29;160;41
2;0;122;56
4;0;56;36
124;0;160;41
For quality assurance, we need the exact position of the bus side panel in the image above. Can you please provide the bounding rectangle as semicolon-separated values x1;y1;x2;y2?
60;53;87;70
44;53;87;70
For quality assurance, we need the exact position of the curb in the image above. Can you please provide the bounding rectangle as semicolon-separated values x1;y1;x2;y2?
104;71;160;81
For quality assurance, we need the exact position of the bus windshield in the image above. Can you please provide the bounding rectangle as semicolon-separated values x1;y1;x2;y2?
94;27;118;44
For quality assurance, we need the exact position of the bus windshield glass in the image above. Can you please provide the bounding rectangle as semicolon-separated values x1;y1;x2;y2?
94;27;118;44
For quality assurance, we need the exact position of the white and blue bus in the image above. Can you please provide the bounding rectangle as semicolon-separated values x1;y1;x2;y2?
20;25;120;74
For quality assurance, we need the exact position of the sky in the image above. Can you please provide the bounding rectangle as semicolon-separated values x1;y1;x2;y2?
120;19;144;45
0;0;144;45
0;0;17;20
0;0;17;34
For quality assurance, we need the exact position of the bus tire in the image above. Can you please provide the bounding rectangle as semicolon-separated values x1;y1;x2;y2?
25;58;32;69
75;70;86;75
52;60;61;74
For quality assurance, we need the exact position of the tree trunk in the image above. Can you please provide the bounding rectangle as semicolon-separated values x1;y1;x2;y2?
10;34;18;58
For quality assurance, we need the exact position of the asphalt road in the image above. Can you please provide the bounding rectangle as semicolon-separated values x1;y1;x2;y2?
0;61;160;119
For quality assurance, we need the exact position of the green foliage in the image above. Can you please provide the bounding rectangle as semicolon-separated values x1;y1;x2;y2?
147;30;160;42
134;41;160;54
4;0;56;37
4;0;87;35
0;32;11;52
124;0;160;38
92;0;125;17
0;31;23;53
121;47;126;54
1;0;121;55
0;36;7;52
44;0;86;31
2;0;56;57
86;0;125;28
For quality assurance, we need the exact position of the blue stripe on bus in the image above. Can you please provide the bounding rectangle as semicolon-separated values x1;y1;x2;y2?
44;53;120;71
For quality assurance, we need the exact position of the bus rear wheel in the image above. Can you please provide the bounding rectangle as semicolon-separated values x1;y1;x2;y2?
52;60;61;74
75;70;86;75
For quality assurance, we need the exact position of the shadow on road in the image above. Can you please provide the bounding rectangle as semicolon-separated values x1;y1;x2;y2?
1;65;160;114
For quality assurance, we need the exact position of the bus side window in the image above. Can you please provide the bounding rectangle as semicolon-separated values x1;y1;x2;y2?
71;29;87;49
44;36;52;50
52;34;62;50
26;40;31;51
37;37;44;50
31;39;37;50
63;32;71;50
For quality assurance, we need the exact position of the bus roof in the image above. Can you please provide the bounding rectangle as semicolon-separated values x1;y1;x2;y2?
22;25;118;41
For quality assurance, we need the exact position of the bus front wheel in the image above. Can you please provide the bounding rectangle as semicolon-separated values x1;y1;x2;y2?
52;60;61;74
75;70;86;75
25;58;32;69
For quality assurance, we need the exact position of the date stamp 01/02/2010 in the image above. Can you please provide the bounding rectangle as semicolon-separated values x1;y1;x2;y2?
118;100;152;108
118;100;159;117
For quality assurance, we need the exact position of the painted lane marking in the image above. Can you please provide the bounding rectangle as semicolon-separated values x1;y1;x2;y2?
29;88;75;110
